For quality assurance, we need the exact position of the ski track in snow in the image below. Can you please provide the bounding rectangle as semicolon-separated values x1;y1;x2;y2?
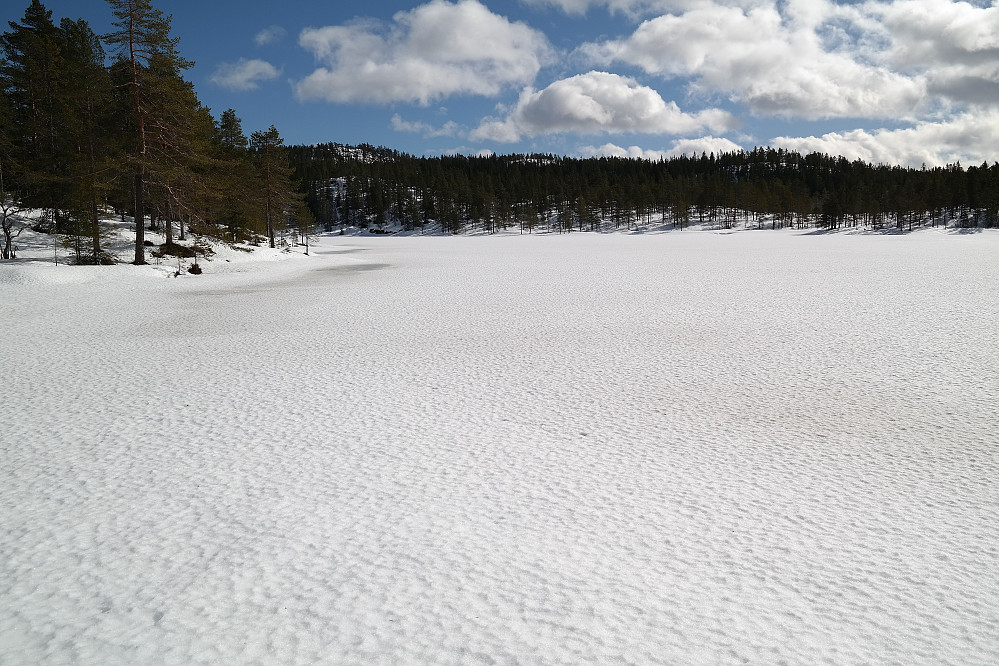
2;231;998;664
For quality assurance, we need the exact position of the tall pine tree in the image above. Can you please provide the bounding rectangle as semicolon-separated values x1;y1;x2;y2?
58;17;115;263
211;108;259;243
250;125;305;249
0;0;65;224
141;51;216;244
104;0;191;264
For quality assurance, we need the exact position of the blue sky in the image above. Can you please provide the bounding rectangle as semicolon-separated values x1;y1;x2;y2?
17;0;999;166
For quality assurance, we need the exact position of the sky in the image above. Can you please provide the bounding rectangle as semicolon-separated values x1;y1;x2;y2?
15;0;999;166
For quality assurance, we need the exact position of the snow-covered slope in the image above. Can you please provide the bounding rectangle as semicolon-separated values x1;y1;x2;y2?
2;228;998;664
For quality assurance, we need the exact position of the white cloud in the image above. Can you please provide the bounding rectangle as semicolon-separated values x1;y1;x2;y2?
579;143;670;160
210;58;281;91
470;71;738;142
664;135;746;157
580;1;926;120
294;0;553;105
871;0;999;69
521;0;764;16
773;110;999;167
520;0;614;13
579;136;744;160
863;0;999;108
254;25;287;46
391;114;460;138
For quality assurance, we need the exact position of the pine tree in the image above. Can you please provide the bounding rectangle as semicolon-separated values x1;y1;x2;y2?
0;0;65;224
104;0;192;265
141;52;215;240
249;125;303;248
58;17;115;264
211;108;258;243
0;36;16;197
0;88;25;259
215;108;246;152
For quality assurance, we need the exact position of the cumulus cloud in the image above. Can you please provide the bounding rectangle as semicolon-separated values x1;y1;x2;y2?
520;0;631;13
391;114;460;138
294;0;554;105
210;58;281;91
521;0;762;16
470;71;738;142
773;110;999;168
580;1;926;120
872;0;999;69
557;0;999;165
579;136;744;160
254;25;287;46
865;0;999;108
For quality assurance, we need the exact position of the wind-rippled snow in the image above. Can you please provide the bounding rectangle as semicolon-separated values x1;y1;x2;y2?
2;230;998;664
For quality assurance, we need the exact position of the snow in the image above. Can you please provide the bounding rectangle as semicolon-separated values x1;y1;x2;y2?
2;224;999;664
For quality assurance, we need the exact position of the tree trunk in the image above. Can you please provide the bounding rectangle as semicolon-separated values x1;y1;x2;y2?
133;168;145;264
88;125;102;263
165;198;174;245
90;189;101;263
265;167;275;248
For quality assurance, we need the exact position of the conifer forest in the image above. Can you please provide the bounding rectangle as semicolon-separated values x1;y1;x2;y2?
291;143;999;234
2;0;998;267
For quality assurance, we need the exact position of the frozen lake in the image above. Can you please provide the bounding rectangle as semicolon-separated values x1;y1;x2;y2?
2;229;998;664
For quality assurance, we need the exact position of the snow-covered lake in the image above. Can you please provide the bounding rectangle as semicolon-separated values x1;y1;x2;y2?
3;229;998;664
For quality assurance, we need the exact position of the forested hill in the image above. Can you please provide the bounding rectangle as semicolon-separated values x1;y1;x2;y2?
290;143;999;234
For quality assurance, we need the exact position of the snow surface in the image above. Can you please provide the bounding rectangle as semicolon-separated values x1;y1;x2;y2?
2;227;999;664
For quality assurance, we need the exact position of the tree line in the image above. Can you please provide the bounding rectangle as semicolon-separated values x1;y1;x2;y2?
290;144;999;235
0;0;307;264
